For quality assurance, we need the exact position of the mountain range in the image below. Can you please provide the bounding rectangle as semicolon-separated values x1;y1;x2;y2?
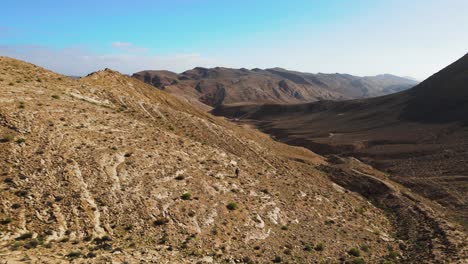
133;67;418;109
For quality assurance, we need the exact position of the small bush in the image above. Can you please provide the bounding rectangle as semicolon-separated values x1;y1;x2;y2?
16;232;33;241
360;244;369;253
386;251;399;260
86;252;97;258
0;218;12;225
348;248;361;257
304;244;313;251
66;251;82;259
281;225;288;230
154;218;169;226
16;138;26;144
314;243;324;251
272;256;282;263
226;202;238;211
51;95;60;99
0;134;13;143
8;82;14;86
15;190;28;197
352;258;366;264
181;192;192;200
10;241;23;250
23;239;39;249
175;175;185;180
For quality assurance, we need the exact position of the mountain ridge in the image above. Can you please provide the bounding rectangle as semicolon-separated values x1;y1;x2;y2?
133;67;418;108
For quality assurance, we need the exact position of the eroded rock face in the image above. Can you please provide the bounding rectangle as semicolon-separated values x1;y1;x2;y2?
0;57;401;263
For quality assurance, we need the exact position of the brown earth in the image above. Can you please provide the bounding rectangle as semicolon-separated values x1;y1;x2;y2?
0;57;422;263
133;67;417;109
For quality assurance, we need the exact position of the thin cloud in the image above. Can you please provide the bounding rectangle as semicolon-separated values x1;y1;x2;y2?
0;45;218;76
111;42;133;48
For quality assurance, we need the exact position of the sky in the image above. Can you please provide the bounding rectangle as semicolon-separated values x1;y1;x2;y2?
0;0;467;80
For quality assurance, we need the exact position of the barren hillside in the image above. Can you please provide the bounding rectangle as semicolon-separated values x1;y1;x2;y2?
0;57;419;263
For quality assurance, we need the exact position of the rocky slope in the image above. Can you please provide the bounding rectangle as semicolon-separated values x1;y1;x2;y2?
133;67;417;109
212;54;468;262
0;57;410;263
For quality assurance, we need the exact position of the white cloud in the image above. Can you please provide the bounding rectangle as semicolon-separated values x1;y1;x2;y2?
0;45;218;76
111;42;133;48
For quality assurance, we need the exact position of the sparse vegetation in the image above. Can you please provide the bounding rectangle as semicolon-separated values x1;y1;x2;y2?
16;138;26;144
59;237;69;243
304;244;313;251
66;251;82;259
181;192;192;200
360;244;369;253
10;241;23;250
175;175;185;180
86;252;97;258
23;239;39;249
0;134;13;143
281;225;288;230
51;95;60;99
352;258;366;264
15;232;33;241
314;243;324;251
0;217;12;225
226;202;238;211
272;256;282;263
154;218;169;226
348;247;361;257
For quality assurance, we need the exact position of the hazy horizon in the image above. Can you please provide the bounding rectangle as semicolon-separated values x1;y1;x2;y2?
1;0;467;80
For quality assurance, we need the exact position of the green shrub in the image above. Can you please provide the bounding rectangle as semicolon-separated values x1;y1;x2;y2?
23;239;39;249
304;244;313;251
360;244;369;253
0;134;13;142
0;218;12;225
226;202;238;211
15;232;33;241
16;138;26;144
352;258;365;264
314;243;324;251
66;251;82;259
272;256;282;263
51;95;60;99
348;248;361;257
281;225;288;230
181;192;192;200
10;241;23;250
154;218;169;226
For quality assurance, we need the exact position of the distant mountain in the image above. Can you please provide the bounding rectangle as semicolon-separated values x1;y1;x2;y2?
133;67;418;108
212;53;468;231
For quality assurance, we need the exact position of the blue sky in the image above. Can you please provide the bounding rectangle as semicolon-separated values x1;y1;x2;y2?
1;0;467;79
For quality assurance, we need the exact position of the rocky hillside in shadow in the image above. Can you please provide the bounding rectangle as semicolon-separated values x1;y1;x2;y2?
0;57;415;263
133;67;417;109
